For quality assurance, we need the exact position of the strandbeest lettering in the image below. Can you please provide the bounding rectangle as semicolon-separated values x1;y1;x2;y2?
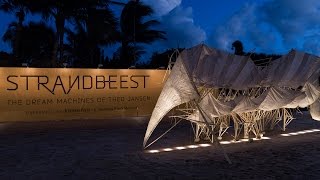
6;74;150;94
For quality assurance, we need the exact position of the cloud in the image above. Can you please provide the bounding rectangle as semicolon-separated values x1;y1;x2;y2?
158;6;206;48
303;33;320;54
141;0;181;16
209;0;320;55
141;0;206;50
262;0;320;47
107;0;206;62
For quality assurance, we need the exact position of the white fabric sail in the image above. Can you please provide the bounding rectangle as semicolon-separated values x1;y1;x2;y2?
283;93;307;108
143;45;213;146
310;99;320;121
283;83;320;108
263;50;320;88
258;87;300;111
304;83;320;104
199;93;235;117
233;95;261;113
186;49;262;89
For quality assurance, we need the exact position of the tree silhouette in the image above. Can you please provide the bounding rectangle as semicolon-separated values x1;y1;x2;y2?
149;48;184;69
232;40;244;55
110;45;145;68
248;52;281;67
118;0;166;68
0;51;14;66
3;22;55;67
65;7;118;68
0;0;30;63
231;40;281;67
28;0;120;67
28;0;87;67
0;0;169;68
81;6;118;67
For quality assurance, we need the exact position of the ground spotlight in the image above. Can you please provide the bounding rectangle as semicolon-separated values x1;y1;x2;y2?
175;146;186;150
146;128;320;154
280;129;320;137
128;66;136;69
148;150;160;153
22;63;28;67
63;63;68;68
163;148;174;152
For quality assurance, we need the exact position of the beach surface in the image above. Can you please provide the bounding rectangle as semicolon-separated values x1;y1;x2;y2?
0;112;320;179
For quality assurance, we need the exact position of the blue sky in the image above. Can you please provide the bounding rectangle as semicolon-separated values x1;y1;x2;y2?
181;0;251;33
1;0;320;57
143;0;320;56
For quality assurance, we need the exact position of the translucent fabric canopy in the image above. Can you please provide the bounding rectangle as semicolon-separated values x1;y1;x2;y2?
143;44;320;147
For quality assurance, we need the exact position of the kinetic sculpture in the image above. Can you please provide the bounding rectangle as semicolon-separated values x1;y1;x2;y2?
144;44;320;149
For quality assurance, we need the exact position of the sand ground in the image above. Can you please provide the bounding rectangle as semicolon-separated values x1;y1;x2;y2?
0;112;320;179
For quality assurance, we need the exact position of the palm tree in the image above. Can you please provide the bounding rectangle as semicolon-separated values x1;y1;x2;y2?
111;44;145;68
118;0;166;68
30;0;121;67
3;22;55;67
64;2;118;68
82;5;119;67
0;0;29;62
28;0;85;67
64;23;90;67
1;0;130;68
65;21;105;68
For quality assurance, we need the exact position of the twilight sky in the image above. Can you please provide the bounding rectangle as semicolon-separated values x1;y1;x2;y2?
1;0;320;57
142;0;320;56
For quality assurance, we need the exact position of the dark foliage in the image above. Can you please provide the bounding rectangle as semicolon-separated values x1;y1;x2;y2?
232;40;282;67
248;52;282;67
117;0;166;68
3;22;55;67
149;48;184;69
0;0;167;68
0;51;14;66
64;6;118;68
232;40;244;55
